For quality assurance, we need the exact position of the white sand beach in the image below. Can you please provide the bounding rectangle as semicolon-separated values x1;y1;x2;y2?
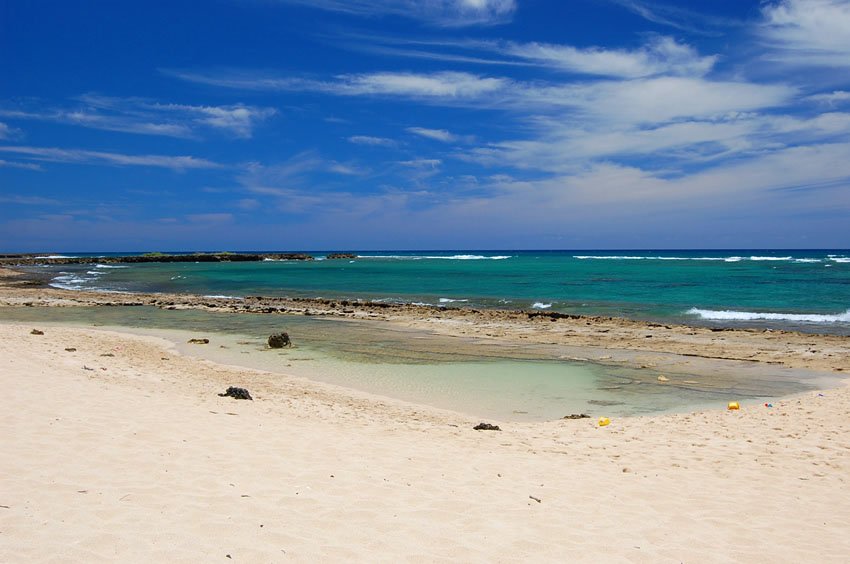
2;322;849;562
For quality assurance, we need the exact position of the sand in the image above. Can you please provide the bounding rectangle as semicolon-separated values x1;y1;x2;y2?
2;321;849;563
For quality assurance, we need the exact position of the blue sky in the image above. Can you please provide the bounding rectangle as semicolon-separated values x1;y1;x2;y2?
1;0;849;251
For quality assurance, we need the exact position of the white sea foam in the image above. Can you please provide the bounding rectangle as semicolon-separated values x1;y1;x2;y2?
573;255;811;262
202;295;243;300
573;255;647;260
360;254;511;260
574;255;735;261
686;307;850;323
532;302;552;309
94;264;128;269
49;274;89;290
34;255;72;259
830;257;850;263
439;298;469;303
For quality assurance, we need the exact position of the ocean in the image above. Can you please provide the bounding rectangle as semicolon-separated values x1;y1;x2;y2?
34;249;850;334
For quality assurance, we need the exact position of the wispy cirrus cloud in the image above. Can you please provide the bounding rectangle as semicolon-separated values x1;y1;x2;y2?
343;33;717;78
0;194;61;205
0;122;17;139
274;0;516;27
0;95;276;139
759;0;850;67
517;77;794;125
348;135;398;146
0;145;223;170
168;68;793;125
339;71;507;97
406;126;474;143
498;36;716;78
0;159;43;171
166;69;508;100
607;0;739;36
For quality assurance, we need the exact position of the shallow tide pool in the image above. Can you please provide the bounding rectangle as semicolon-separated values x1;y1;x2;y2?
0;306;835;421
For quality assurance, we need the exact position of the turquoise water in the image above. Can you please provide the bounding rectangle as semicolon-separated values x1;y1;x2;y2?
0;306;832;420
32;249;850;333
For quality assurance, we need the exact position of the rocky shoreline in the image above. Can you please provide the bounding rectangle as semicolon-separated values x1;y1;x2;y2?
1;265;849;373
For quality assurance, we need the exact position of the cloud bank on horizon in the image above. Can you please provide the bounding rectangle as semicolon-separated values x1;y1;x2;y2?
1;0;849;250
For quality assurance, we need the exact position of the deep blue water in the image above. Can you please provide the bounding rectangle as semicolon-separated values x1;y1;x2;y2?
33;249;850;333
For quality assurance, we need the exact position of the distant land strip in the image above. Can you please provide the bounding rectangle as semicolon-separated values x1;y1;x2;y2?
0;252;328;265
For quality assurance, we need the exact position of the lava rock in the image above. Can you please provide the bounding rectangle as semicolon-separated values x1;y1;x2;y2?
563;413;591;419
30;329;44;335
218;387;253;400
268;332;292;348
473;422;501;431
187;338;209;344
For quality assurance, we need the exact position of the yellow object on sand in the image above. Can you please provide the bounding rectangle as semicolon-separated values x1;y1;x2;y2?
727;401;740;410
598;417;611;427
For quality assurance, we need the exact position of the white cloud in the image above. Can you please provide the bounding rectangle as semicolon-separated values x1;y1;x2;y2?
806;90;850;106
0;122;15;139
517;77;794;125
463;111;850;174
275;0;516;27
168;69;792;126
406;127;458;142
0;146;223;170
0;159;43;171
399;158;442;168
390;141;850;247
328;162;366;175
607;0;734;35
336;71;507;98
501;36;717;78
149;101;276;138
348;135;398;146
760;0;850;66
0;95;276;139
166;69;508;100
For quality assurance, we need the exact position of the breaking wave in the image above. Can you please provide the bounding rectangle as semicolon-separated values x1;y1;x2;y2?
49;274;90;290
360;254;511;261
574;255;822;263
686;308;850;324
